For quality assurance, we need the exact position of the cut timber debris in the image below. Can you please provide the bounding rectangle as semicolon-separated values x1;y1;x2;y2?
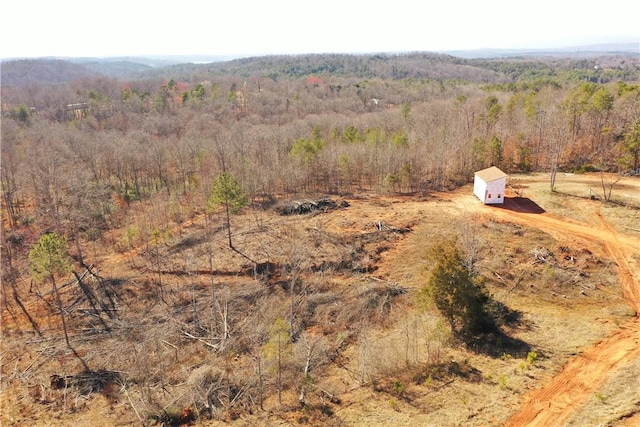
531;247;555;265
50;369;122;394
369;220;412;233
276;197;349;216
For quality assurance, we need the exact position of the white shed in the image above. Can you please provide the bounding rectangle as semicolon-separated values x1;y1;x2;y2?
474;166;507;204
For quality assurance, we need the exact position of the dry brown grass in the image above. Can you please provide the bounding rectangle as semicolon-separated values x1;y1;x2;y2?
2;173;639;426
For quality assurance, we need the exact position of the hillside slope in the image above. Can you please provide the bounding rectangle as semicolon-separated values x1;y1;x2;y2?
0;59;102;86
1;173;638;426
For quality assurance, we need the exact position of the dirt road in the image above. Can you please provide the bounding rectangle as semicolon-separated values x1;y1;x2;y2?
330;185;640;426
484;197;640;427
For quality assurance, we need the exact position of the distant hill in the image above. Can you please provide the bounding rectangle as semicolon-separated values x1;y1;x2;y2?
2;53;504;86
68;55;238;76
133;52;506;82
443;42;639;59
72;60;154;79
132;51;639;84
1;55;239;86
2;46;639;88
1;59;102;87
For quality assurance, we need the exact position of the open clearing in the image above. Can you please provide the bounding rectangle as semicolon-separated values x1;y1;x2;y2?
330;173;640;427
1;172;639;426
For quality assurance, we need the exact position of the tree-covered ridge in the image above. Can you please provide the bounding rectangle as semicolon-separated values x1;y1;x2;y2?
132;52;639;84
0;59;102;86
4;52;638;87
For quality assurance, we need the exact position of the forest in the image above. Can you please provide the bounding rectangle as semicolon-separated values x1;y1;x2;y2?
2;53;639;235
1;51;640;426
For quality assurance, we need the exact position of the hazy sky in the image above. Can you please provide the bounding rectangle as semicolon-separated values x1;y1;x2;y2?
2;0;638;59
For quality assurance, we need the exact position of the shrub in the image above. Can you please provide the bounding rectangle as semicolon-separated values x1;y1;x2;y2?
499;375;508;390
578;164;598;173
422;240;495;338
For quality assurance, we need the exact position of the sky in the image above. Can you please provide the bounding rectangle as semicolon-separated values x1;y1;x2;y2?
1;0;638;59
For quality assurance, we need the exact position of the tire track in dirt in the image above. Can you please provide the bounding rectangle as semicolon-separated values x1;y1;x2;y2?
595;208;640;312
503;319;640;427
490;200;640;427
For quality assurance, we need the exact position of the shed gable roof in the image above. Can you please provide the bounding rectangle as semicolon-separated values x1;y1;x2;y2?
475;166;507;183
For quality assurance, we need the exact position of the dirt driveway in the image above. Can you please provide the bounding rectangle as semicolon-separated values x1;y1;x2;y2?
327;172;639;426
486;197;640;427
456;174;640;427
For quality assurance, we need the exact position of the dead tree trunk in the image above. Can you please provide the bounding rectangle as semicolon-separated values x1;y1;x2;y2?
51;274;90;371
11;282;42;336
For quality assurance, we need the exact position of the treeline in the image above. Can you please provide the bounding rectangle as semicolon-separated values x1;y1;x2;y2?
3;52;639;87
1;55;640;264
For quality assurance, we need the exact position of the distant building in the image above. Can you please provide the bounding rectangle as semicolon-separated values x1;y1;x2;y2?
65;102;89;120
474;166;507;204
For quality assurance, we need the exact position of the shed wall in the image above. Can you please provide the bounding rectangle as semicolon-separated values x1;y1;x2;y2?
473;178;487;202
484;177;506;204
473;176;506;204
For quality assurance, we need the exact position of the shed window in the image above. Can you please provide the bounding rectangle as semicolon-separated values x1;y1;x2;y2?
488;194;492;198
498;194;502;198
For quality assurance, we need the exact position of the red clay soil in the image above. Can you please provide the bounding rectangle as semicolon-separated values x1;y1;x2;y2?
487;197;640;427
340;189;640;426
8;185;637;426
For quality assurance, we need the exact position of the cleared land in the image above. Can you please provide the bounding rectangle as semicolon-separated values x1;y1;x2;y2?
1;172;639;426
